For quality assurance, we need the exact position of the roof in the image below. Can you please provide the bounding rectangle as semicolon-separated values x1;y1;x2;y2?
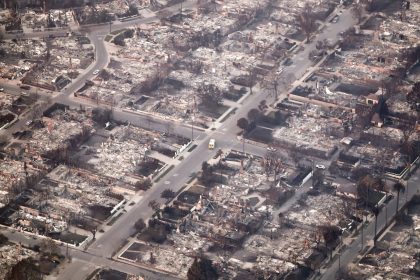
366;93;380;101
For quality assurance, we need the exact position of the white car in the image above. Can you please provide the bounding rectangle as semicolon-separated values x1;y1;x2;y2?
0;88;4;92
93;69;100;75
316;164;326;169
267;147;277;152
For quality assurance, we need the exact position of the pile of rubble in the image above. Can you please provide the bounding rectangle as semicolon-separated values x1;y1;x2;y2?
0;244;38;280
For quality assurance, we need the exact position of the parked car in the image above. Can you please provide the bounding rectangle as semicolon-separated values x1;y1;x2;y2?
315;164;326;169
331;15;339;23
20;85;31;90
283;58;293;66
93;69;100;75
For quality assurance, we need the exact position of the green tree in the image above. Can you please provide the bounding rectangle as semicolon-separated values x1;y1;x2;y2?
161;189;176;199
236;117;249;131
200;162;214;186
247;108;261;123
187;257;218;280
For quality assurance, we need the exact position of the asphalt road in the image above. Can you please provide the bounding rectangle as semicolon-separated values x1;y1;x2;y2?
86;2;359;270
0;3;373;280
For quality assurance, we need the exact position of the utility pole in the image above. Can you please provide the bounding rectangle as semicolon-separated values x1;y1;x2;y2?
191;116;194;141
66;242;69;261
180;1;183;21
338;252;341;272
361;221;364;251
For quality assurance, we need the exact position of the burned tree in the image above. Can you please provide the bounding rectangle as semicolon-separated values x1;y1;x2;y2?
407;82;420;112
295;3;317;43
351;1;365;23
261;151;283;182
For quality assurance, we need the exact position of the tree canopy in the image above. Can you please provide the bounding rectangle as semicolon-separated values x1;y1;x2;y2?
187;257;219;280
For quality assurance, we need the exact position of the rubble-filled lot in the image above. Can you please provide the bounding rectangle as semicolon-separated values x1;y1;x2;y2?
0;164;125;244
0;158;42;208
22;35;93;90
77;0;340;127
0;93;19;112
120;241;194;277
246;104;349;159
0;34;93;91
0;39;46;80
120;150;356;277
26;107;93;158
337;142;409;175
21;9;75;30
0;104;190;244
77;124;183;185
0;243;38;280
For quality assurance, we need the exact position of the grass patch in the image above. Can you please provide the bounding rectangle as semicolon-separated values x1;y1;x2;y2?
104;35;113;42
187;144;197;152
107;212;123;226
219;107;237;123
49;231;87;246
154;165;175;182
198;104;229;119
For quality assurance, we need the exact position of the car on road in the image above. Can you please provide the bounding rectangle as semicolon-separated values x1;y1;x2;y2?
93;69;100;75
331;15;339;23
267;147;277;152
20;85;31;90
283;58;293;66
276;67;284;75
26;120;33;126
0;88;3;92
315;164;326;169
208;139;215;149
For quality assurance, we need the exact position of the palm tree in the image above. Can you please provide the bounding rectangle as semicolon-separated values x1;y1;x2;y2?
393;182;405;215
